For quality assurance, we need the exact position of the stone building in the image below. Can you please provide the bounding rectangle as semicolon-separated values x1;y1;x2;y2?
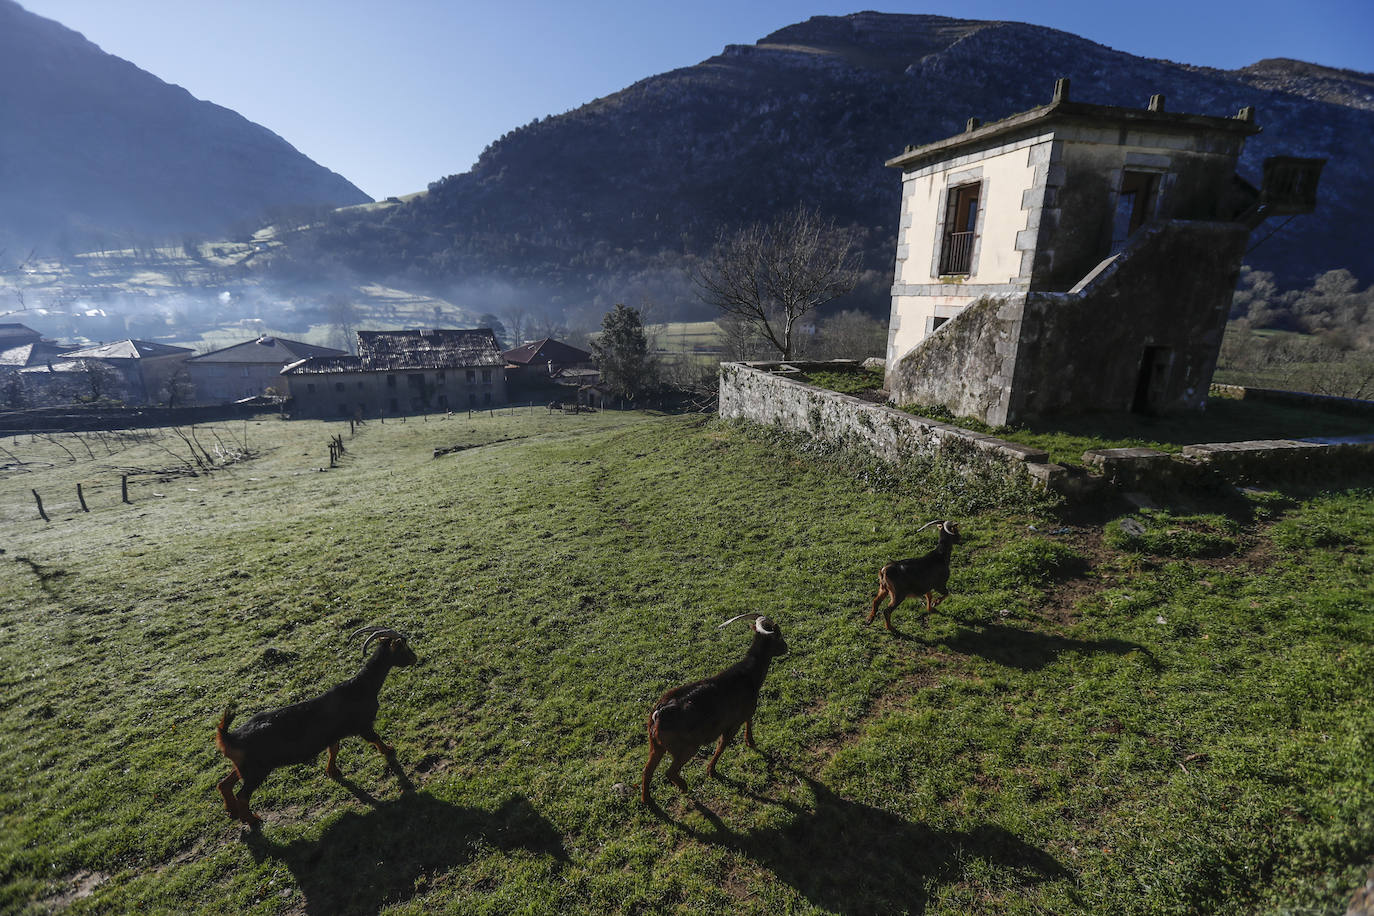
281;328;507;419
884;79;1322;425
502;337;594;389
185;336;345;404
19;338;193;405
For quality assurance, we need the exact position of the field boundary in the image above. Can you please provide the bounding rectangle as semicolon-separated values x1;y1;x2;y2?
719;361;1374;498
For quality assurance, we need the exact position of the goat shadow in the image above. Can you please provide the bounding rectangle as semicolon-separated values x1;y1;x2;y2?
245;792;567;915
936;622;1157;671
655;768;1070;915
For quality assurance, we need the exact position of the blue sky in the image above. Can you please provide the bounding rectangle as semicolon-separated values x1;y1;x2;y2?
21;0;1374;200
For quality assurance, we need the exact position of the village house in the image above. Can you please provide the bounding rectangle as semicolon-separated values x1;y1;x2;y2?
0;323;78;373
502;337;594;389
884;79;1322;425
184;335;345;404
18;338;193;406
281;328;507;419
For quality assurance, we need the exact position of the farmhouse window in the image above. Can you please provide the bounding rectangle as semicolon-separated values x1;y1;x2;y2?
334;381;345;392
465;369;476;383
386;374;396;388
407;373;425;390
306;383;315;393
1110;171;1160;255
939;181;980;275
482;369;492;383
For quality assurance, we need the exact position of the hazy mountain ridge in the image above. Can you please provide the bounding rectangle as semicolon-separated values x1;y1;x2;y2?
0;0;370;260
291;12;1373;316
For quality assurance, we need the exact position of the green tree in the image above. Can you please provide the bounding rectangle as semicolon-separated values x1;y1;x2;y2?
591;304;654;402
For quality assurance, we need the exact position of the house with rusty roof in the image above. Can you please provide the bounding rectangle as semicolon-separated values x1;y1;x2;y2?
884;79;1322;425
185;335;345;404
280;328;507;418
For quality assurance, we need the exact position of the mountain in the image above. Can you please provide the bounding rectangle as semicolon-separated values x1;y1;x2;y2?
290;12;1374;318
0;0;370;260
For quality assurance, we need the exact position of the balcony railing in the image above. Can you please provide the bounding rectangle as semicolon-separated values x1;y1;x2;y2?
939;231;975;275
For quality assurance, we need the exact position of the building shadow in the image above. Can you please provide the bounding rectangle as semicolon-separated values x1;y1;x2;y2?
653;769;1070;915
245;792;566;915
937;622;1157;671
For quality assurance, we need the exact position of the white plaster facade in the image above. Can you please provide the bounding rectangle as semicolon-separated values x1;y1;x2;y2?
884;84;1261;380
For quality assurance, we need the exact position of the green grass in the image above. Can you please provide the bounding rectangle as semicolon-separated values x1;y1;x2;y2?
2;409;1372;914
796;367;885;396
885;394;1374;466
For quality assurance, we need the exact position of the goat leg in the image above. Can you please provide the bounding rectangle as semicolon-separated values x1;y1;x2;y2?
706;724;740;777
743;719;757;749
217;769;241;819
641;736;666;803
360;727;394;757
867;586;888;624
325;743;342;779
235;771;266;826
663;752;691;794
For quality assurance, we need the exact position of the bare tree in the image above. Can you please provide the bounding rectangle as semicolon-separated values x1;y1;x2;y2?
696;206;861;360
322;294;361;353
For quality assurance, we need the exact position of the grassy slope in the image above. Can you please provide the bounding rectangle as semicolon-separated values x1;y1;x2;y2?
1;411;1371;914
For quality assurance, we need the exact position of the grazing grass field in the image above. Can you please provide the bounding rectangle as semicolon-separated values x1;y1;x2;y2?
1;409;1371;914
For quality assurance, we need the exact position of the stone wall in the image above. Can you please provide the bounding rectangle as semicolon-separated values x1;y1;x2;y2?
719;361;1051;478
889;219;1249;426
720;363;1374;499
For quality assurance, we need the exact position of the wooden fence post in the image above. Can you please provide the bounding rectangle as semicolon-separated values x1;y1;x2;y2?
122;475;130;504
32;489;48;522
77;483;88;512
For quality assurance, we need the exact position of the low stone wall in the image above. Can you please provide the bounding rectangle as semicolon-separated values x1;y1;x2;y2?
718;361;1052;479
1211;383;1374;418
720;362;1374;498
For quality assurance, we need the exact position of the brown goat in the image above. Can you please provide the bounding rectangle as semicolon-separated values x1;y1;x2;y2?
641;614;788;804
215;626;417;826
867;520;961;631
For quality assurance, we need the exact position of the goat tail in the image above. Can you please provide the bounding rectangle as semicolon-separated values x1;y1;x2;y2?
215;706;238;758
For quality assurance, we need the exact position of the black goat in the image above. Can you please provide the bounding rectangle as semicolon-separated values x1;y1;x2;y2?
215;626;417;826
867;520;961;631
641;614;788;804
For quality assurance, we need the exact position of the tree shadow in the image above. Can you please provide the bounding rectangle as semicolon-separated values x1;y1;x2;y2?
937;622;1157;671
245;792;567;915
653;769;1070;915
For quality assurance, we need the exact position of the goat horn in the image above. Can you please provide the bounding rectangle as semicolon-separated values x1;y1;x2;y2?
942;521;957;534
753;616;776;636
916;520;943;533
717;614;754;629
359;628;407;656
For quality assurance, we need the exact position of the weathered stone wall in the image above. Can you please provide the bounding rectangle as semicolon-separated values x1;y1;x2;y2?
1010;220;1249;419
720;363;1374;499
1211;383;1374;418
888;220;1248;426
885;294;1028;426
719;361;1049;475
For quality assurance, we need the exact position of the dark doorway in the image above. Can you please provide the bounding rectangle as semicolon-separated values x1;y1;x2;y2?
1132;346;1172;414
